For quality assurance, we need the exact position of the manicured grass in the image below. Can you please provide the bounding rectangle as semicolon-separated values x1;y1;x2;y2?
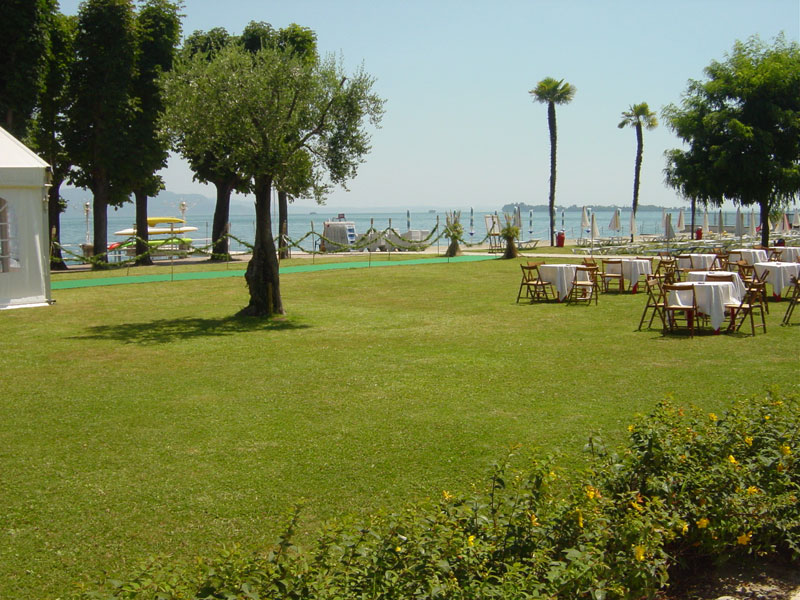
2;257;798;598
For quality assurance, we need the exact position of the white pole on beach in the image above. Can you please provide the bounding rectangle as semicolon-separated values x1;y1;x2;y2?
406;210;411;232
470;207;474;240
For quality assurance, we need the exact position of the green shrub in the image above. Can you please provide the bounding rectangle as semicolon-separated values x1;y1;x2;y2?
73;390;798;599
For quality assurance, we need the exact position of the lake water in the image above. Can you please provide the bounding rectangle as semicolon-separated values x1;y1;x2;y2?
57;206;741;260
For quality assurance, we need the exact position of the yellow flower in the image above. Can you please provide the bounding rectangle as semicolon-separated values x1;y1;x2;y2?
747;486;759;495
764;414;771;421
627;424;634;433
585;485;600;500
780;444;791;456
395;546;403;553
728;455;738;465
630;501;644;513
745;436;753;446
696;518;709;529
549;470;557;479
681;522;689;535
577;510;584;529
737;532;752;545
529;513;540;527
467;535;475;547
442;490;453;502
634;545;646;562
709;413;718;422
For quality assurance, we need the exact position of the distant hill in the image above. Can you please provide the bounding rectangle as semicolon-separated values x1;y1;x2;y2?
60;187;255;217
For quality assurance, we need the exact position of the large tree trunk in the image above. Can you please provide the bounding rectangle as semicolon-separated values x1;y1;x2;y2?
49;179;68;271
547;101;557;246
91;169;110;270
210;177;235;262
278;189;289;260
238;174;283;317
760;199;770;247
134;189;153;266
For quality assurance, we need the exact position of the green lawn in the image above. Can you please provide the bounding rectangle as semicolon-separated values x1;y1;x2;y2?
1;257;798;598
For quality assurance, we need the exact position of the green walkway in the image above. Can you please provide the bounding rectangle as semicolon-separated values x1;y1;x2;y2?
51;254;497;290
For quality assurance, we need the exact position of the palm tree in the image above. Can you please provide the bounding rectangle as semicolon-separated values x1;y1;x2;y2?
530;77;576;246
618;102;658;226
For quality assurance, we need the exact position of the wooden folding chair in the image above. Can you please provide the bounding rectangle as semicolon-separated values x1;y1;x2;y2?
662;284;697;337
782;276;800;325
653;257;677;284
711;252;730;271
567;265;598;305
750;267;770;314
705;272;736;283
736;260;755;285
725;286;766;335
768;248;784;262
637;276;665;330
600;258;625;293
516;262;554;303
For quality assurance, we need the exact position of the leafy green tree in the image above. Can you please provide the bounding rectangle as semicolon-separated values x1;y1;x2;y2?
240;21;318;259
162;43;383;316
618;102;657;229
129;0;182;266
663;35;800;247
27;11;77;270
529;77;576;246
66;0;138;266
176;27;248;261
0;0;55;138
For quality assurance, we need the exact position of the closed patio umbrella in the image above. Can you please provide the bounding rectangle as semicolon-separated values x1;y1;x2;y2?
793;209;800;228
748;210;757;238
703;209;710;235
609;208;621;233
677;208;685;233
718;209;724;235
581;206;590;230
590;212;599;253
735;207;744;239
629;210;637;241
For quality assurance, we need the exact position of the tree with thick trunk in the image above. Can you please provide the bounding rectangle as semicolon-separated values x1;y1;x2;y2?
27;11;76;270
162;42;383;317
663;35;800;248
529;78;576;246
65;0;137;268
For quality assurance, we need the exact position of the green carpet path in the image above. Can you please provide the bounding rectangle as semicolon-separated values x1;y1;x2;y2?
50;254;497;289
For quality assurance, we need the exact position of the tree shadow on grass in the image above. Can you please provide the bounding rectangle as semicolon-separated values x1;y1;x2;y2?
73;315;309;345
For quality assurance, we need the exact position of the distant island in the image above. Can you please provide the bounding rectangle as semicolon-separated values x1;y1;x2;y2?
501;202;668;213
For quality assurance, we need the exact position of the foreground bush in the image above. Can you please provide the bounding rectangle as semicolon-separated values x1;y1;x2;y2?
74;390;798;599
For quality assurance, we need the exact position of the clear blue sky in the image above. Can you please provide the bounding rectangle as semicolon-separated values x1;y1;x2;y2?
58;0;799;211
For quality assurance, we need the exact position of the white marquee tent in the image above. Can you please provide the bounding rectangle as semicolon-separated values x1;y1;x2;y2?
0;126;52;310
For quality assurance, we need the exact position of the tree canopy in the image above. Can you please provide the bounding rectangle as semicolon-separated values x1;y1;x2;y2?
162;42;384;315
663;35;800;246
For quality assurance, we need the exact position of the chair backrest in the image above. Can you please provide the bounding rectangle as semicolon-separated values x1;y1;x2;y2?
706;272;736;283
575;264;598;281
663;283;697;307
520;264;538;283
769;248;784;261
753;267;769;284
582;257;597;267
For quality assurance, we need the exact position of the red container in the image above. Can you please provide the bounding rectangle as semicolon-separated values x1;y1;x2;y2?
696;227;703;240
556;230;565;247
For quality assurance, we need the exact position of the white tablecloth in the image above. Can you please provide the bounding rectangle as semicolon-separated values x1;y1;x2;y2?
668;282;740;331
769;247;800;262
604;259;652;291
677;253;716;270
730;248;768;265
754;262;800;295
687;270;746;298
538;264;581;301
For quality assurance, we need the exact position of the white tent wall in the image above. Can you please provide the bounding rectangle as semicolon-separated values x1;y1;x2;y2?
0;127;52;310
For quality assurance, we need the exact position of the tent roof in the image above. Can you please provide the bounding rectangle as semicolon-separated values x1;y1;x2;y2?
0;126;50;189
